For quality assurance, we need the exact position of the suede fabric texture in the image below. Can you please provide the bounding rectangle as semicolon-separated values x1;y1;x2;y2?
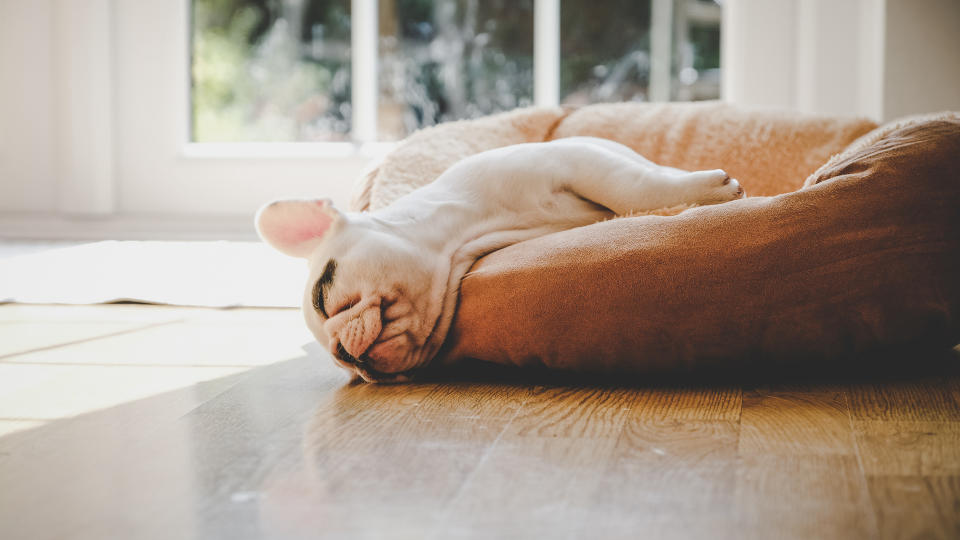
440;115;960;374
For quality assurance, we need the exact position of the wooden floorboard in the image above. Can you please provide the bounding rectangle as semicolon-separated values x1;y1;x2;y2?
0;304;958;540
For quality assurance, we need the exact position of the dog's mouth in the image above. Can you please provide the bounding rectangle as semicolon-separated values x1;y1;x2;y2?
334;342;415;383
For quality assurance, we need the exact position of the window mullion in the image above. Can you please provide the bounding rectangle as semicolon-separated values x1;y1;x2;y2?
351;0;378;142
534;0;560;107
649;0;674;102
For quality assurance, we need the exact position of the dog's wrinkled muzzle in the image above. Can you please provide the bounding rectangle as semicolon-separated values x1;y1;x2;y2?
338;305;382;360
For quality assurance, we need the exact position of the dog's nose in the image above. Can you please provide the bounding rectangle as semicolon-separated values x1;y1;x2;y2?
335;342;366;367
338;306;382;360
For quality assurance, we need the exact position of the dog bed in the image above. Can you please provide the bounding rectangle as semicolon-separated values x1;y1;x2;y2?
352;103;960;375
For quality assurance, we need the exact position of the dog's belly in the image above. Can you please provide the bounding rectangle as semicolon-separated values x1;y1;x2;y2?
534;188;613;225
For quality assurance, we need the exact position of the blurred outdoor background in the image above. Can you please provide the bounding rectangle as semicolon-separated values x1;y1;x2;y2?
191;0;721;142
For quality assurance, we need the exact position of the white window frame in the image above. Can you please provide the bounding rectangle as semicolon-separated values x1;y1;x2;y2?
65;0;569;222
184;0;565;150
110;0;374;219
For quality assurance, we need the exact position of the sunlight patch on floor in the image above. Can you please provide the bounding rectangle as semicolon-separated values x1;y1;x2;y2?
0;304;315;434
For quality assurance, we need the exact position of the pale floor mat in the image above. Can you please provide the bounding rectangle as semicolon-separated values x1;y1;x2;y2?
0;240;305;308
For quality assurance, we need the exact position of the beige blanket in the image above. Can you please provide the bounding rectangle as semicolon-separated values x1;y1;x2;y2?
351;102;877;212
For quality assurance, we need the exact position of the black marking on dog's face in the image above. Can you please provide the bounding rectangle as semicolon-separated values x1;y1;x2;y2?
312;259;337;318
336;341;411;382
335;341;364;367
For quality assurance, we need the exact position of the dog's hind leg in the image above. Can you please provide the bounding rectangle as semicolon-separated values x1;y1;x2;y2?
541;138;744;215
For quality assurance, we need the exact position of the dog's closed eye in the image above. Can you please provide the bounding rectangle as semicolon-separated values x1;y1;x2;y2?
312;259;338;317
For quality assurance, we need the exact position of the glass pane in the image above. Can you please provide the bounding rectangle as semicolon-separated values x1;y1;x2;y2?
377;0;534;141
677;3;722;101
560;0;721;105
191;0;352;142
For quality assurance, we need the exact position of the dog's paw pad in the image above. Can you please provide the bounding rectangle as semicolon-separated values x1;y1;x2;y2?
720;178;745;201
683;169;745;204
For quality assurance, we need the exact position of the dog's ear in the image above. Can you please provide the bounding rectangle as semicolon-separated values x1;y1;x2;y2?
255;198;344;258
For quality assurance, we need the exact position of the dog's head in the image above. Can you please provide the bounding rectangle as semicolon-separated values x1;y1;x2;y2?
256;199;444;382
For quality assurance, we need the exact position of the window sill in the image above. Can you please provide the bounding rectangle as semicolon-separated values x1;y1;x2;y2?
180;141;397;160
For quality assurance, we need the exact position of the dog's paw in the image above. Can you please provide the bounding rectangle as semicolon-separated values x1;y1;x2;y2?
684;169;745;204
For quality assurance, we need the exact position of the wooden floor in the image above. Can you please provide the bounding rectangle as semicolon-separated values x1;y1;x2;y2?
1;304;958;540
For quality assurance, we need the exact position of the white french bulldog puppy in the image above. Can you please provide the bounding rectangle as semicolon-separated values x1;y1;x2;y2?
257;137;743;383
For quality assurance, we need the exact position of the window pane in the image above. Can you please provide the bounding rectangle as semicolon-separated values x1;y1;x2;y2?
191;0;351;142
190;0;718;143
560;0;721;105
377;0;534;140
679;5;722;101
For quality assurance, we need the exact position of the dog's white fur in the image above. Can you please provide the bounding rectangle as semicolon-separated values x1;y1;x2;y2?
257;137;743;382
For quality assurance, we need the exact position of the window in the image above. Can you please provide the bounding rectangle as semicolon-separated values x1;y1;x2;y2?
377;1;535;140
0;0;721;238
192;0;354;142
190;0;721;143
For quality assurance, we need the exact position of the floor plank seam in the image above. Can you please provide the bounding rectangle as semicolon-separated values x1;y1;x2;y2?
0;360;268;369
0;319;184;361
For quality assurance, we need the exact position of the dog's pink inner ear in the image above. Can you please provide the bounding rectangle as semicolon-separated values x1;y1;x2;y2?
256;198;341;258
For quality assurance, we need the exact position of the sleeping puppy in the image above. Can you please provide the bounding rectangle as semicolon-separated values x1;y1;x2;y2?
257;137;743;382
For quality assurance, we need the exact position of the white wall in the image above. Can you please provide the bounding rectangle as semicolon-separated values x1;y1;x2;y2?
722;0;799;110
0;0;56;213
883;0;960;119
795;0;880;118
723;0;960;122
